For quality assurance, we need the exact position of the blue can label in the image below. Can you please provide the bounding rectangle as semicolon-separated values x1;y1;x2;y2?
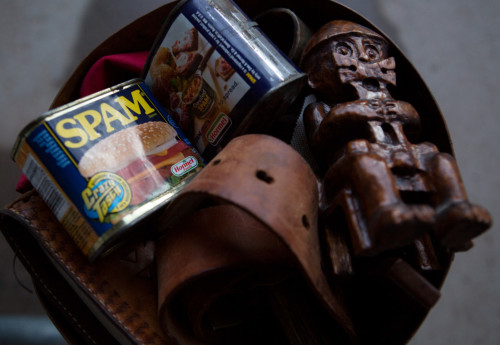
16;80;204;259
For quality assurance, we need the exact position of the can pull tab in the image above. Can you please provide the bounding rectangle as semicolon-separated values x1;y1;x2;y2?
239;20;258;30
235;20;262;41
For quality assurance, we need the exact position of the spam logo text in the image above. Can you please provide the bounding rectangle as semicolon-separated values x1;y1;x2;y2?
53;89;156;149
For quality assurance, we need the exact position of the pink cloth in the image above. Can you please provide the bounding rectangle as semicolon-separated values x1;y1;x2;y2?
16;51;149;192
16;174;30;193
79;51;149;97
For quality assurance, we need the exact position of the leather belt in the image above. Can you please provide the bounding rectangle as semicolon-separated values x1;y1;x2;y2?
156;134;356;343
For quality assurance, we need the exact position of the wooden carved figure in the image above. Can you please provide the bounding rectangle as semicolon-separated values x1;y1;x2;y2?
300;20;491;256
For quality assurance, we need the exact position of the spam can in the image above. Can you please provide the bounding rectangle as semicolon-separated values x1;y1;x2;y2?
143;0;306;159
11;79;204;261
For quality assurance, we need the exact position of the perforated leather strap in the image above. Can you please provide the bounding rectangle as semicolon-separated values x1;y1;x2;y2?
157;134;356;343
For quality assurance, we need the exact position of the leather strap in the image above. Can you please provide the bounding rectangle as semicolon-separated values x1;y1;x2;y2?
157;204;296;344
158;134;356;343
0;191;168;345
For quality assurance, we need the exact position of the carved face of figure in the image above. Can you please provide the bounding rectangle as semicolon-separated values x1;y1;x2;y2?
301;20;393;103
332;33;387;63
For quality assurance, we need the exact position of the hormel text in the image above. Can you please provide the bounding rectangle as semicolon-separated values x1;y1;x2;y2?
207;114;231;144
171;156;198;176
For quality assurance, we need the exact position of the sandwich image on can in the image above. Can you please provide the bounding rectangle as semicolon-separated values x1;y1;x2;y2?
11;79;204;261
78;121;194;206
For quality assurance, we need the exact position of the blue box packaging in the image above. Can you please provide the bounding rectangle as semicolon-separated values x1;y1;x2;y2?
144;0;306;159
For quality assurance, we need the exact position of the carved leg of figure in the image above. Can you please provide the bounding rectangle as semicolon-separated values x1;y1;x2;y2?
428;153;492;251
324;153;434;256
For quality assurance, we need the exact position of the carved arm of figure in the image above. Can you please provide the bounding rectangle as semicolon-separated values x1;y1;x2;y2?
305;98;423;170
